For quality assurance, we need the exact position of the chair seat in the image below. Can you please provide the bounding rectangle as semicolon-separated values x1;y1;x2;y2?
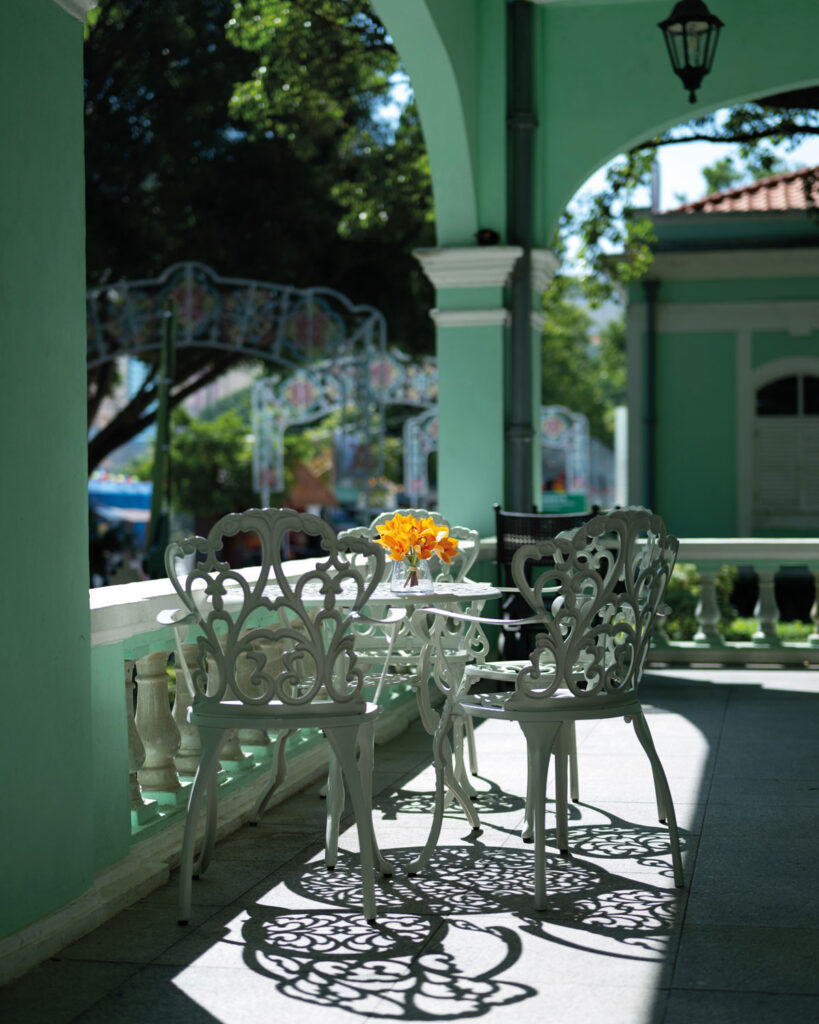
190;699;380;733
459;689;640;721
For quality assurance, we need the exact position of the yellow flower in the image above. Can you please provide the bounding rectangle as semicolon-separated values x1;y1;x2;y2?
375;513;459;566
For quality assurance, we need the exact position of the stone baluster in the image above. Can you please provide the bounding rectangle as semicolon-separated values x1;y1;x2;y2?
126;659;158;826
809;570;819;646
693;569;724;644
173;643;202;777
753;568;781;644
135;649;187;805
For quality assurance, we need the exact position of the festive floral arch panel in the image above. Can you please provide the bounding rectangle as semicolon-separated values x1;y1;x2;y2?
87;261;386;371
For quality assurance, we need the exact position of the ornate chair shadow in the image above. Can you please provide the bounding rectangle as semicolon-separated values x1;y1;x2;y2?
233;833;685;1018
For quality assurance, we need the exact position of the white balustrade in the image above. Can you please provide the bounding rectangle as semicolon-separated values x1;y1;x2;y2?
752;570;781;644
693;570;723;644
134;649;186;804
809;570;819;644
647;538;819;665
172;643;202;777
126;660;158;826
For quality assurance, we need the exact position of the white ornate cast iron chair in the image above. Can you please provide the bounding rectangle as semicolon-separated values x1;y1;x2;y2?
160;507;402;924
408;507;683;910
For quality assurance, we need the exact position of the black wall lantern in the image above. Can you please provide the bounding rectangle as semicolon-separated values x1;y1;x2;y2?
658;0;724;104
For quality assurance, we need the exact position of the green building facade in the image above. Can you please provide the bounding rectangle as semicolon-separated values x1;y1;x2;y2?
627;170;819;537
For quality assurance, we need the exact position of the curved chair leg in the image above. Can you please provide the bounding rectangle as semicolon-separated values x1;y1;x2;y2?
630;711;684;887
325;723;378;923
554;723;570;854
252;728;294;822
194;755;220;878
325;748;344;869
356;721;395;876
465;715;479;776
568;721;580;803
522;761;535;843
520;720;562;911
179;728;223;925
450;717;477;799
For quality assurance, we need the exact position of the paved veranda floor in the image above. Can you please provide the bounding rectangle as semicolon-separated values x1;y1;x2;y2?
3;668;818;1024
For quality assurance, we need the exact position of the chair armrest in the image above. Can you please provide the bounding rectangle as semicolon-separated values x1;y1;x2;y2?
411;606;545;631
349;607;407;628
157;607;198;627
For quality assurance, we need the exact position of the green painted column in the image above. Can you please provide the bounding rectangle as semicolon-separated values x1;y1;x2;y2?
0;1;94;939
414;247;521;536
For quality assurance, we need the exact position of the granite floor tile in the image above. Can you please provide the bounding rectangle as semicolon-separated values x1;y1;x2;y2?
671;925;819;994
0;960;139;1024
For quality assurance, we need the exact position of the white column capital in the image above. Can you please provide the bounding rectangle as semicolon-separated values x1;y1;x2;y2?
52;0;97;21
531;249;561;293
413;246;523;289
430;308;510;329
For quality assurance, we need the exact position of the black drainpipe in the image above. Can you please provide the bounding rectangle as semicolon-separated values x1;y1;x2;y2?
642;279;658;510
506;0;537;511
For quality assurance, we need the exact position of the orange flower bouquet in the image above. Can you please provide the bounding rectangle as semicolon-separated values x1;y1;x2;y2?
375;512;459;592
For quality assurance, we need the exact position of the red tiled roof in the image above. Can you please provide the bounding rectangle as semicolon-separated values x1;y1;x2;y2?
670;166;819;214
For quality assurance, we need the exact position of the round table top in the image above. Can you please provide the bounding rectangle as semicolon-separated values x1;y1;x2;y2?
159;576;499;625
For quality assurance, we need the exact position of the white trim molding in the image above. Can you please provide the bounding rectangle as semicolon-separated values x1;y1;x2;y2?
649;247;819;281
429;308;510;328
52;0;97;20
531;249;561;293
626;299;819;336
414;246;523;289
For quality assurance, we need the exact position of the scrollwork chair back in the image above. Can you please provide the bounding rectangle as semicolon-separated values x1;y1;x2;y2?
507;508;678;707
165;507;386;711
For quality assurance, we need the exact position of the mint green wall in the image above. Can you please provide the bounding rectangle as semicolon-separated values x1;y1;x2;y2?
91;645;132;869
653;213;819;248
651;278;819;305
436;323;505;536
654;333;737;537
373;0;506;246
0;1;93;938
752;332;819;369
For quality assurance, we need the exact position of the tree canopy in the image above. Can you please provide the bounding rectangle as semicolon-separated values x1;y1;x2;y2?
85;0;434;471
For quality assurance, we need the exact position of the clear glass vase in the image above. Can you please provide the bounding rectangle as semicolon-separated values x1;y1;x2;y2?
390;557;435;595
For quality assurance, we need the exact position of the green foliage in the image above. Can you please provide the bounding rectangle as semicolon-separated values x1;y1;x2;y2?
563;147;657;306
85;0;434;470
700;151;791;196
541;277;626;445
169;409;257;521
724;618;812;642
701;156;745;195
662;563;738;641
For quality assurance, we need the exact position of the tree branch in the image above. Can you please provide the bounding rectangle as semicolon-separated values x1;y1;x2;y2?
631;123;819;154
